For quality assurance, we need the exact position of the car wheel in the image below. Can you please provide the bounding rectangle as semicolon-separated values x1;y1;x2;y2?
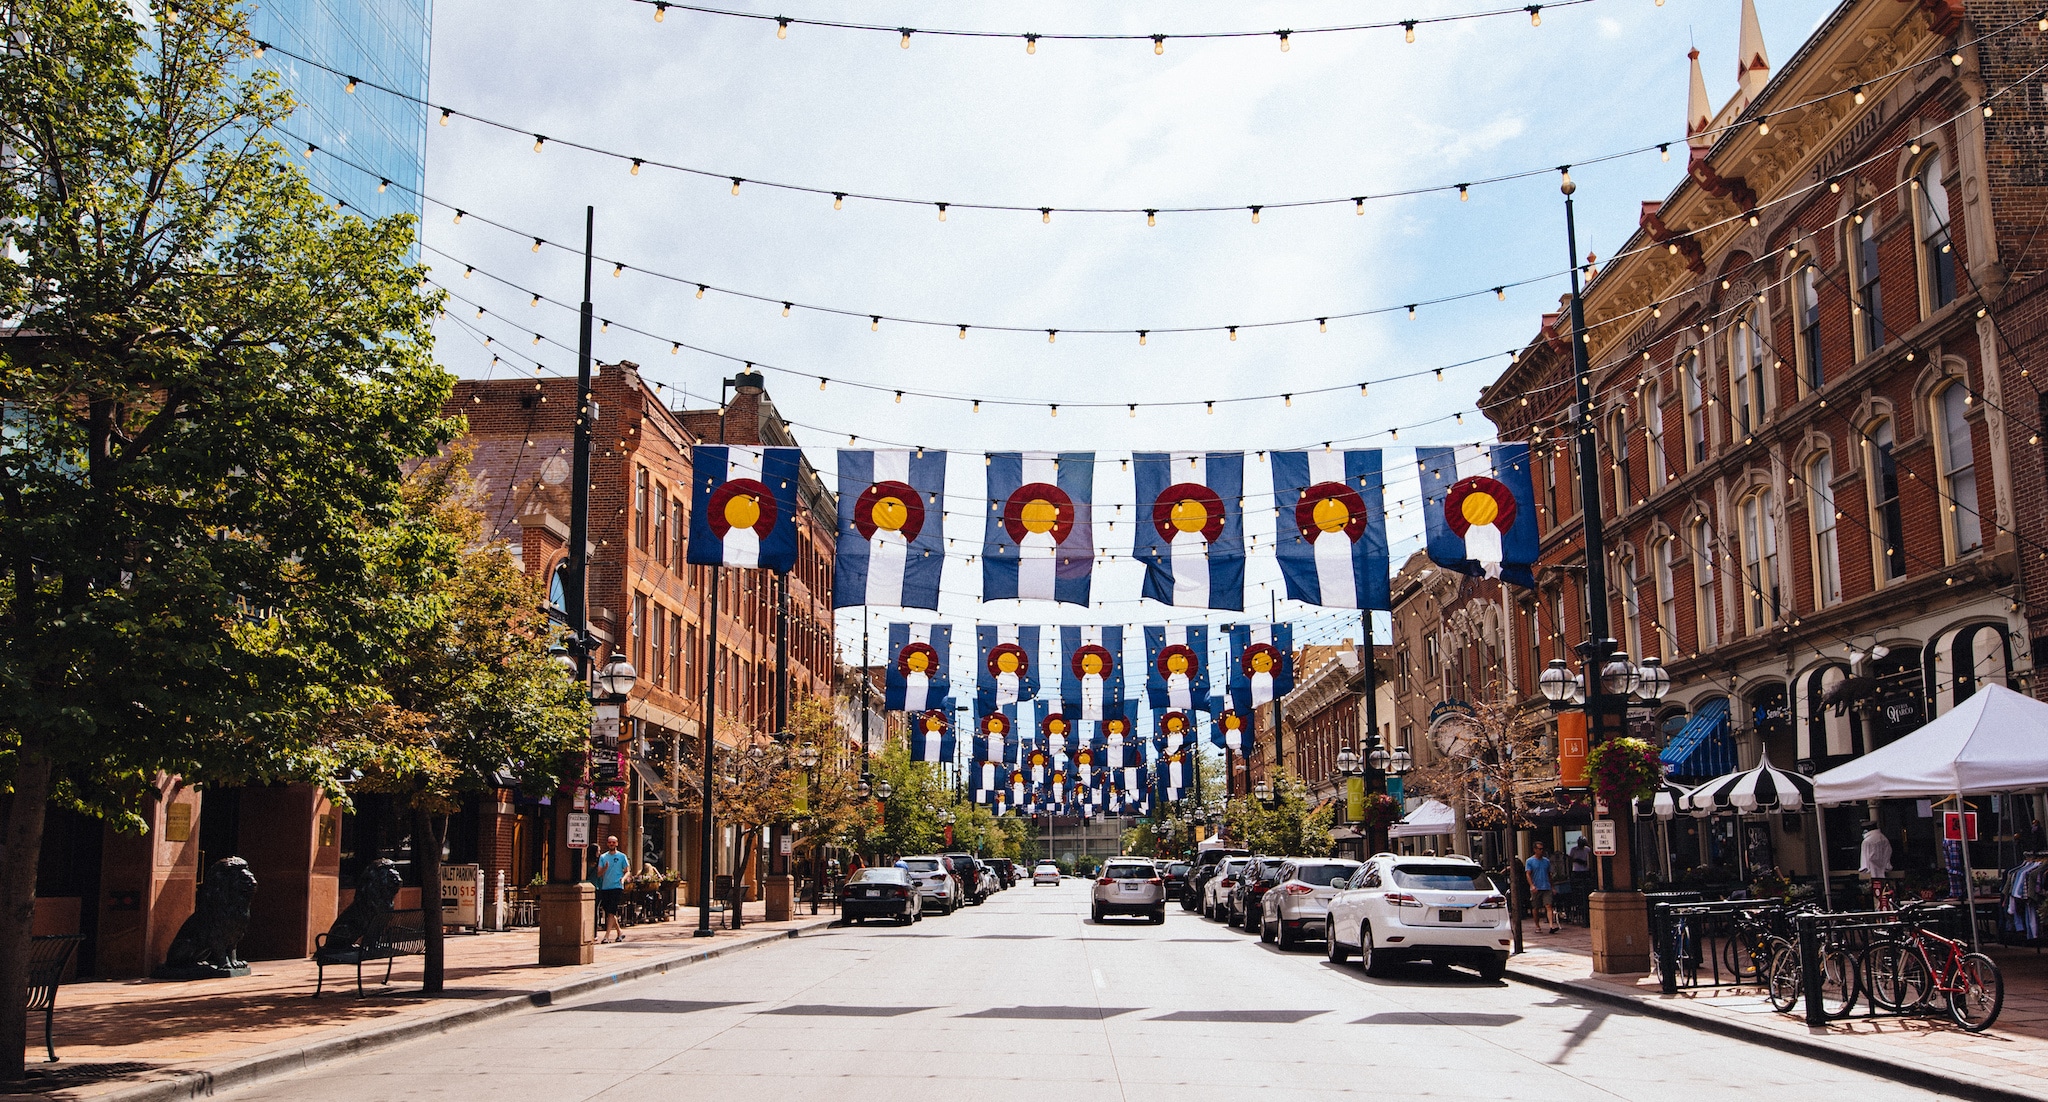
1362;923;1392;978
1326;925;1350;963
1478;955;1507;982
1091;903;1104;923
1151;907;1166;925
898;915;914;926
1277;921;1296;951
1260;915;1276;943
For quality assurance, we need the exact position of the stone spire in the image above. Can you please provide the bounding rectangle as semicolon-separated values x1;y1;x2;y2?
1686;47;1713;159
1736;0;1771;106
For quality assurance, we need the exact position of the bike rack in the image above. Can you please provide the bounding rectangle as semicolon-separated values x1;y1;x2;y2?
1652;898;1787;996
1793;905;1969;1026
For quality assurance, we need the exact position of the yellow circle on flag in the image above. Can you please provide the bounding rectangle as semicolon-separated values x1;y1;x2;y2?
724;494;762;529
870;495;909;531
1020;498;1059;534
1168;498;1210;533
1312;497;1352;533
905;651;929;673
1460;492;1500;527
1250;651;1275;673
1081;653;1104;675
1165;653;1189;674
996;652;1021;673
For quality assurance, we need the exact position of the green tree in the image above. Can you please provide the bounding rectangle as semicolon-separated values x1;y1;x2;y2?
324;455;588;992
867;742;947;859
1224;774;1334;857
0;2;452;1073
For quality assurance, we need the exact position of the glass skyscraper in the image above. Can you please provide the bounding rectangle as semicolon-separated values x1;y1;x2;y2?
243;0;432;226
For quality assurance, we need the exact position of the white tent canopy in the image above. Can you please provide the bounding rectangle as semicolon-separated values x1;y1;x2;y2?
1813;684;2048;803
1390;798;1457;838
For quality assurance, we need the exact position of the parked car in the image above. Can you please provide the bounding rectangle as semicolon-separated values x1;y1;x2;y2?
986;858;1016;889
841;867;923;925
1227;856;1283;928
900;855;963;914
1185;847;1250;910
1162;861;1191;900
1033;862;1062;885
1258;858;1361;949
943;853;988;905
1324;854;1510;980
1091;858;1167;923
1201;857;1252;920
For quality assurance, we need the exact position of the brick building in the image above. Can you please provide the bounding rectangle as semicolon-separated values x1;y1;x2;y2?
1481;0;2042;882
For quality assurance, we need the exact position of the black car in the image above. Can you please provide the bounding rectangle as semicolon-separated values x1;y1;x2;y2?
841;867;923;925
1184;847;1250;910
1229;856;1283;929
1162;861;1191;899
942;853;988;904
986;858;1016;889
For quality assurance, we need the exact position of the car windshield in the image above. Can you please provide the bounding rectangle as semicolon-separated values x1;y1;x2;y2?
1102;864;1155;879
1220;859;1250;876
848;868;907;884
902;859;941;873
1167;864;1189;876
1291;864;1356;886
1391;864;1494;891
1035;865;1059;872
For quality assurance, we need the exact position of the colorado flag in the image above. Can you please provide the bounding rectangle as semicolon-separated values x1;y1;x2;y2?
1419;443;1539;588
983;452;1094;605
976;625;1041;709
884;623;950;712
1207;697;1251;753
1059;626;1124;721
1229;623;1294;714
687;446;803;571
1273;449;1389;610
1134;452;1244;610
834;449;946;608
1144;625;1211;712
909;705;955;764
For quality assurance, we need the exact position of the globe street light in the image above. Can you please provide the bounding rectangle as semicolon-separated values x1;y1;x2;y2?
596;653;638;700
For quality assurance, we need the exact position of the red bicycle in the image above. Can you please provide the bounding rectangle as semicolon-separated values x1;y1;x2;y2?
1867;901;2003;1032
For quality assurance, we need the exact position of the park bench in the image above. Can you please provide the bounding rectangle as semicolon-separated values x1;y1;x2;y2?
27;934;85;1062
312;910;425;997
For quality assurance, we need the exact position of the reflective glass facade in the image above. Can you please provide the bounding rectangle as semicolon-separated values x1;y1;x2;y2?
244;0;431;226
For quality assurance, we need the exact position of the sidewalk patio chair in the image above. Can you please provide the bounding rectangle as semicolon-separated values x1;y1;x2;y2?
26;934;85;1062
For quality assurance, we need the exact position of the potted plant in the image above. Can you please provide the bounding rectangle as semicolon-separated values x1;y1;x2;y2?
1585;737;1664;809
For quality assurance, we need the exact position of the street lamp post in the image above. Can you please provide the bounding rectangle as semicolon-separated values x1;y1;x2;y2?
796;743;821;914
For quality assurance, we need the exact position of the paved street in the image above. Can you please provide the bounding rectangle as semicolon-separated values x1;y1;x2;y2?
219;880;1945;1102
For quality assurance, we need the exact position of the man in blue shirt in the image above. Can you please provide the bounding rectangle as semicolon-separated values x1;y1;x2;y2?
1525;842;1557;934
595;836;630;943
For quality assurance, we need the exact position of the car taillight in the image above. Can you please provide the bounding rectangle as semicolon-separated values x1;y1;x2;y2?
1284;883;1315;894
889;887;908;898
1097;877;1114;886
1477;895;1507;909
1220;878;1236;887
1386;893;1422;907
1146;877;1163;885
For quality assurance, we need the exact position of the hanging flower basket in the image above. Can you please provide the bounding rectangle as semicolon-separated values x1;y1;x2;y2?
1586;737;1664;807
1358;791;1400;833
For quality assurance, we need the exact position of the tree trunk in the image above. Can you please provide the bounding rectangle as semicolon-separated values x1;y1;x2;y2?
0;745;55;1080
412;804;444;994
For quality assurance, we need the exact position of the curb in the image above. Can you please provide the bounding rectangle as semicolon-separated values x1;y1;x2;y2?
91;918;838;1102
1505;965;2048;1102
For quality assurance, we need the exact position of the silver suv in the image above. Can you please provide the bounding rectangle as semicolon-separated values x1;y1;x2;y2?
1091;859;1166;924
1258;858;1361;949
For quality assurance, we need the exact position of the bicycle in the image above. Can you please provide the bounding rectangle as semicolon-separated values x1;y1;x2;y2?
1763;907;1858;1018
1718;905;1787;985
1869;901;2004;1032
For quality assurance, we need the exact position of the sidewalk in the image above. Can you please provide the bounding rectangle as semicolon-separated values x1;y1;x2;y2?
11;902;838;1101
1506;920;2048;1102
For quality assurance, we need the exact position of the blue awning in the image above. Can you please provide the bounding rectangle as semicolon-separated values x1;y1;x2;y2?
1660;698;1735;779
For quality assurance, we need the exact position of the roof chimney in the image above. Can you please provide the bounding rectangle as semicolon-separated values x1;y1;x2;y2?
1736;0;1771;107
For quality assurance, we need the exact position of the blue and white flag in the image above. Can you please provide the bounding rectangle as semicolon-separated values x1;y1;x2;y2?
1059;626;1124;722
976;625;1041;709
1419;443;1540;588
909;705;955;764
687;445;803;571
1229;623;1294;714
972;708;1017;765
1159;750;1189;797
1035;702;1074;759
1207;695;1250;753
835;449;946;608
1144;625;1210;711
884;623;951;712
1133;452;1245;610
983;451;1095;605
1156;710;1194;754
1273;449;1389;610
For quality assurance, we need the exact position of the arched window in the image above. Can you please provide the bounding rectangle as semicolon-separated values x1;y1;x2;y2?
1741;489;1780;632
1682;345;1708;467
1916;150;1958;310
1851;209;1885;356
634;466;651;549
1729;304;1767;435
1867;418;1907;581
1643;379;1667;489
1808;452;1841;607
1610;408;1632;508
1796;261;1825;394
1619;550;1643;660
1691;516;1719;649
1653;535;1677;654
1935;382;1983;557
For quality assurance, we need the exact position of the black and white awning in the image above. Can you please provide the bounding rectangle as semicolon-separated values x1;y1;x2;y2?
1679;752;1814;814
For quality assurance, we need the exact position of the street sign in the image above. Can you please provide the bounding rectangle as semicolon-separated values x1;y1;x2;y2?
440;864;481;928
1943;811;1978;842
1591;819;1618;856
779;835;793;856
567;812;590;847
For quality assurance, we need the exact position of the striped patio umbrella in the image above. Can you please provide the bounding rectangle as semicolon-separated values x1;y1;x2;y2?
1679;752;1814;815
1633;778;1697;821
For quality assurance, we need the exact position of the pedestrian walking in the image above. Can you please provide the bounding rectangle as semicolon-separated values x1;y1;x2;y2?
1526;842;1558;933
595;835;630;943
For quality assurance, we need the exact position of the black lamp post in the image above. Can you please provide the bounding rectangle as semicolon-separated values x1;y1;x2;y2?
795;743;822;914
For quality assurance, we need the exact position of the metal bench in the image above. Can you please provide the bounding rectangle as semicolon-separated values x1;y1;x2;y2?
312;913;426;997
27;934;85;1062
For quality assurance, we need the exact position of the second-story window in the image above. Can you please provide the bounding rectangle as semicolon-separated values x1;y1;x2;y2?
1797;261;1825;393
1610;409;1632;508
1918;150;1957;311
672;497;686;574
1653;535;1677;654
1808;452;1842;608
1741;489;1780;632
652;483;668;566
1682;346;1708;467
1853;210;1885;356
1691;516;1719;649
1936;382;1983;557
634;467;650;549
1869;418;1907;582
1618;551;1643;660
1730;305;1767;436
1643;380;1667;489
650;606;666;688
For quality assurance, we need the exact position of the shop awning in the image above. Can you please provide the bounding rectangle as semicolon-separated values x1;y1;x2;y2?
1813;684;2048;802
1390;798;1457;838
631;759;677;806
1659;697;1734;779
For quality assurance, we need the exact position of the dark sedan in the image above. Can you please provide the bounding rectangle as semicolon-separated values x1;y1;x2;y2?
841;867;923;925
1162;861;1191;899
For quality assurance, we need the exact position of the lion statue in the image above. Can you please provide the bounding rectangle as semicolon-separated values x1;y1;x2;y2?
321;859;404;954
157;857;258;978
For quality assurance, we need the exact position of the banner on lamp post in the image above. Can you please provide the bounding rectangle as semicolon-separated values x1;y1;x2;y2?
1557;711;1589;789
1345;776;1365;823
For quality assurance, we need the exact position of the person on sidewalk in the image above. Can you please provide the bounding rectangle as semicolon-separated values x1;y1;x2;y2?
1568;836;1593;895
595;836;630;944
1526;842;1558;933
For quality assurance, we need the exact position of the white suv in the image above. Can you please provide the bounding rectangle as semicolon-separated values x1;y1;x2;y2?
1091;859;1166;923
1200;858;1252;921
1258;858;1361;949
1324;854;1509;980
899;855;962;914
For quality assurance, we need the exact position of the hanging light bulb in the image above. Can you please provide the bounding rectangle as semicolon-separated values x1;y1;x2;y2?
377;178;389;193
303;142;315;158
439;108;450;125
1153;35;1166;54
671;342;680;354
936;203;948;221
463;265;473;278
600;319;609;332
612;263;625;277
972;400;980;413
1138;331;1148;346
894;391;903;403
1206;401;1215;414
1756;116;1770;135
900;29;912;48
1459;184;1471;201
345;75;359;93
1408;305;1418;319
1952;51;1964;66
958;325;968;340
1050;404;1058;417
1527;5;1541;26
1403;20;1417;42
1659;143;1670;161
533;135;546;152
1278;30;1291;51
871;316;880;331
1283;394;1292;407
630;159;642;175
776;17;789;38
1319;318;1328;332
1355;197;1366;214
832;193;844;210
1128;404;1137;418
1228;326;1238;341
1359;383;1368;396
696;285;706;299
1495;287;1506;301
251;40;266;57
530;294;540;307
653;1;666;20
1250;206;1262;224
1046;330;1057;344
1852;85;1866;105
1025;33;1038;53
818;377;828;390
781;302;792;317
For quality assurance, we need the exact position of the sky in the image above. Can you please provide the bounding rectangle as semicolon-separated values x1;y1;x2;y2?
408;0;1839;677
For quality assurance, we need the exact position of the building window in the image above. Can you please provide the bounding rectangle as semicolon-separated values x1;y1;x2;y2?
1935;382;1983;557
1543;446;1560;525
1424;633;1441;683
1808;452;1842;608
1682;346;1708;467
1917;150;1957;311
1692;517;1719;649
1729;305;1767;436
672;497;686;574
1852;210;1884;356
1610;409;1632;508
1653;536;1677;654
634;467;651;549
631;592;648;674
670;612;684;692
684;624;699;697
1797;262;1824;394
650;606;666;688
1740;489;1780;632
1868;419;1907;581
652;483;669;566
1397;647;1411;694
1619;551;1643;661
1643;381;1667;489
